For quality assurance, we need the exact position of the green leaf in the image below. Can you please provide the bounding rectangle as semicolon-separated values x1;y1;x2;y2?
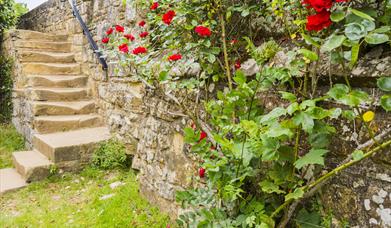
350;8;375;21
365;33;390;44
373;26;391;33
305;107;330;120
266;122;294;138
295;209;322;228
260;180;285;194
158;71;169;81
327;84;350;100
331;10;346;22
285;188;304;201
377;77;391;92
207;53;216;63
321;34;346;52
380;95;391;111
301;34;320;48
349;43;360;69
279;91;297;102
361;19;376;32
260;107;286;123
294;148;329;169
287;102;299;115
345;23;367;41
233;70;247;85
183;127;198;143
298;49;318;61
292;111;314;133
352;150;364;161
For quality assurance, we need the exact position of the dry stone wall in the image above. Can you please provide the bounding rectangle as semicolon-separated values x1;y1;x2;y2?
12;0;391;226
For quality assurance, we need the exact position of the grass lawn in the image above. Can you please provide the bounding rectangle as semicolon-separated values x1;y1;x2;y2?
0;124;25;168
0;124;171;227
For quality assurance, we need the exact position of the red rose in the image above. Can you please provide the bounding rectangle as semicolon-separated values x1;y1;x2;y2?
106;27;113;35
101;37;109;43
306;10;332;31
150;2;159;10
132;46;147;55
302;0;332;12
335;0;348;2
139;31;149;38
115;25;124;33
199;167;206;178
194;26;212;37
138;21;146;27
124;34;135;41
168;54;182;61
235;60;241;69
162;10;176;25
118;43;129;53
199;131;207;141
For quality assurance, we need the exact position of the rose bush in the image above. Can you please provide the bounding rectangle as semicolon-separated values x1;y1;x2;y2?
101;0;391;227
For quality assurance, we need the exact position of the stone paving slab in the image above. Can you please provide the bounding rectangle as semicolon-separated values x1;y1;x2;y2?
0;168;27;194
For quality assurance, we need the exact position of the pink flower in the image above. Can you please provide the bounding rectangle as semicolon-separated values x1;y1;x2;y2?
162;10;176;25
194;26;212;37
118;43;129;53
168;54;182;61
115;25;124;33
124;34;135;41
132;46;147;55
138;21;146;27
101;37;109;43
139;31;149;38
106;27;113;35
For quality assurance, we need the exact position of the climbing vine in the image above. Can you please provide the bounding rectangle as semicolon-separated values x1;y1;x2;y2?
102;0;391;227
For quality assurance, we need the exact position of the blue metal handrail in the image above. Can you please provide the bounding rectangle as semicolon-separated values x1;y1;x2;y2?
67;0;108;73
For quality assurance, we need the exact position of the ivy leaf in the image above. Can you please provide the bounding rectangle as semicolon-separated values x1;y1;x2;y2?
352;150;364;161
321;34;346;52
285;188;304;201
365;33;390;44
298;49;318;61
377;77;391;92
279;91;297;102
331;10;346;22
294;148;329;169
293;111;314;133
350;8;375;21
380;95;391;111
259;180;285;194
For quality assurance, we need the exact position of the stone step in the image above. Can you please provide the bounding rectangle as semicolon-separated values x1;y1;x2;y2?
33;127;111;163
32;101;96;116
22;63;80;75
28;88;89;101
20;51;75;63
28;75;88;88
33;114;103;134
16;41;72;52
0;168;27;194
12;29;68;42
12;150;53;182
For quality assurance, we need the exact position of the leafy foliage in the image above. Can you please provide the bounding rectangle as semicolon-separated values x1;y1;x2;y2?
0;56;13;123
92;139;128;169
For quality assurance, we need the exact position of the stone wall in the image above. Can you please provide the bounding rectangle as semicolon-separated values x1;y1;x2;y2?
13;0;391;226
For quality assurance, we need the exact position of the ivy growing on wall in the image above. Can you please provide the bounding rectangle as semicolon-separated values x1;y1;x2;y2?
101;0;391;227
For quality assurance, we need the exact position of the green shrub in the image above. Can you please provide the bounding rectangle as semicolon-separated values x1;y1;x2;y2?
92;139;128;169
0;56;13;123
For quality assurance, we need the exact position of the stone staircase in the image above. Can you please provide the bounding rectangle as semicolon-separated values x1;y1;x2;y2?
0;30;111;194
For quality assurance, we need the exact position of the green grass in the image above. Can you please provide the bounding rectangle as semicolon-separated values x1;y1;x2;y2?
0;124;25;168
0;168;171;227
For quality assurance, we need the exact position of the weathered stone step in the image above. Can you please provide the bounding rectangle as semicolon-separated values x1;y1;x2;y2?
16;41;72;52
33;114;103;134
0;168;27;194
22;63;80;75
28;75;88;88
33;127;111;163
12;29;68;42
12;150;53;182
20;51;75;63
28;88;89;101
32;101;96;115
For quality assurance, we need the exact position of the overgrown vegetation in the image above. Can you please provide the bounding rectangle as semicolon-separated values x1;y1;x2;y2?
0;168;171;227
92;139;129;169
0;56;14;123
0;0;28;31
0;123;25;168
102;0;391;226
